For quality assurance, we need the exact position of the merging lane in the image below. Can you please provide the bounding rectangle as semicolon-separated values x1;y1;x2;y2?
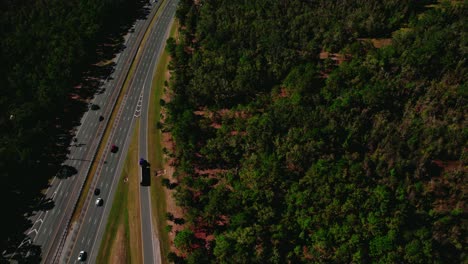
139;1;179;262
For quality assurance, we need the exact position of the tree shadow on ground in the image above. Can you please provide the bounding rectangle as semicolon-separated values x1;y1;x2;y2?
56;165;78;179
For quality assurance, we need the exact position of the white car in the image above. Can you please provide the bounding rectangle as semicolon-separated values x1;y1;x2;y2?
95;198;103;206
78;251;87;261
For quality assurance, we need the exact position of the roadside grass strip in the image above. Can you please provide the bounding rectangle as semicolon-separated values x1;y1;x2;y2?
147;19;179;264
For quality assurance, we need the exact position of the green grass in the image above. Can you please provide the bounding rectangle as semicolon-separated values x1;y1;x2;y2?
148;19;179;264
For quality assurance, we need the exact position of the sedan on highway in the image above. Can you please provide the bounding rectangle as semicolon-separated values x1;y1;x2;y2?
111;144;118;153
78;251;87;261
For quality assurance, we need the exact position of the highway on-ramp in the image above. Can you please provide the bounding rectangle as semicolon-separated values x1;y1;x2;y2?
66;0;178;263
139;1;178;262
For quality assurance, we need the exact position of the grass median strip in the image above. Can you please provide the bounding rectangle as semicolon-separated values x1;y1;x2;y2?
147;18;179;264
96;120;142;263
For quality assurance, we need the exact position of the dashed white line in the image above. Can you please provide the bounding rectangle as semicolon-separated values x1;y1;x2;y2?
34;212;43;222
27;229;38;235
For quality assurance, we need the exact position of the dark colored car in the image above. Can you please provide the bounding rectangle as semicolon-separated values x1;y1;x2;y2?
111;144;118;153
94;188;100;196
78;251;87;261
99;115;104;122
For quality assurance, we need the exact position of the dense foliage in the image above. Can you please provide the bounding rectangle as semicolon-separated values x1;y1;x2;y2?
0;0;144;261
166;0;467;263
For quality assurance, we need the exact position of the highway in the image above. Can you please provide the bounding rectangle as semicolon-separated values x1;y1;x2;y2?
66;0;179;263
138;1;178;262
18;1;172;264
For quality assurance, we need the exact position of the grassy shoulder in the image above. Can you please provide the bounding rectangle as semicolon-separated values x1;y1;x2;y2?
147;19;179;264
96;121;142;264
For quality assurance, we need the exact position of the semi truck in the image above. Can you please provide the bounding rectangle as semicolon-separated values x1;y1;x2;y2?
139;158;150;186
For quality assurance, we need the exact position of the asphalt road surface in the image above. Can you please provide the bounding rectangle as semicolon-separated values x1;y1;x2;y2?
139;1;179;262
20;1;167;264
66;0;179;263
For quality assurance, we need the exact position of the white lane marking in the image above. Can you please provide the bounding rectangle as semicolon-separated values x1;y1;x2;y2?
48;229;52;235
34;212;43;222
50;181;62;200
82;237;85;243
110;167;114;172
43;227;47;234
19;239;31;248
27;229;38;235
57;209;61;215
105;183;109;189
88;218;92;224
87;239;91;245
94;219;98;225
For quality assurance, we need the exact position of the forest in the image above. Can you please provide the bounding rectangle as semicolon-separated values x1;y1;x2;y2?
164;0;466;263
0;0;147;261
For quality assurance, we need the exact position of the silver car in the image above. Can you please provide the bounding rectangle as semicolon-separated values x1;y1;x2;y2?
95;198;103;206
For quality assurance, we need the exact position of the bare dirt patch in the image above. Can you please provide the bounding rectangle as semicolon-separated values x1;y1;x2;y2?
109;225;127;264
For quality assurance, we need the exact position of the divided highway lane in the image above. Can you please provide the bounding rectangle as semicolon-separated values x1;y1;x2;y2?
22;3;161;264
139;1;179;263
68;0;179;263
